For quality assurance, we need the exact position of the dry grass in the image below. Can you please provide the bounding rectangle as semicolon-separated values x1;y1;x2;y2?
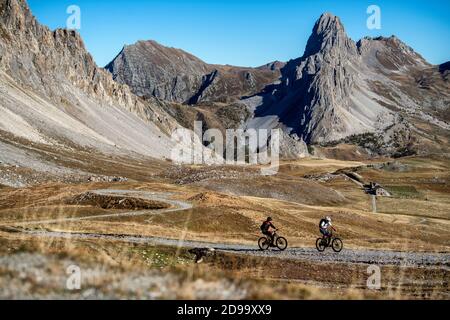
0;233;378;300
207;251;449;299
1;156;449;251
3;232;443;300
0;155;449;299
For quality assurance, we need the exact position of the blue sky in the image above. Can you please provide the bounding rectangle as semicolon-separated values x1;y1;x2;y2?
28;0;450;67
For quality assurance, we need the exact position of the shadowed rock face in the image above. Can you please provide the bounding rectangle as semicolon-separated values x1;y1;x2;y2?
303;12;357;57
105;12;449;157
439;61;450;77
105;41;210;103
244;13;449;151
1;1;448;163
0;0;136;111
105;40;282;104
0;0;181;160
246;13;390;144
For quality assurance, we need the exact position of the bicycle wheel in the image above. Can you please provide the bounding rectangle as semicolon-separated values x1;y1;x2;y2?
316;238;326;252
258;237;270;251
276;237;288;251
332;238;343;253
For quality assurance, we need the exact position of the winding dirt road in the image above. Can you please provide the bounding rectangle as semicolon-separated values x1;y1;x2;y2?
7;189;450;268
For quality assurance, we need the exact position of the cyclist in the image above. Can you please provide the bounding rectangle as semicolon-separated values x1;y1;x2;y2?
319;216;335;239
260;217;277;246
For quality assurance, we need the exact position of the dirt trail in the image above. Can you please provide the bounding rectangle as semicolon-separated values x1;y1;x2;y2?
6;189;450;268
12;189;193;226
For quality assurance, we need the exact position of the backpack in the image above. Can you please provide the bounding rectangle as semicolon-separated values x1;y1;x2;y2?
260;222;268;232
319;219;327;229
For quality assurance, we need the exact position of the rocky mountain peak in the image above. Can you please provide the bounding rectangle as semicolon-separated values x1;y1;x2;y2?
257;61;286;71
106;40;282;103
304;12;356;57
357;35;428;70
246;13;397;146
0;0;183;160
0;0;33;29
316;12;345;33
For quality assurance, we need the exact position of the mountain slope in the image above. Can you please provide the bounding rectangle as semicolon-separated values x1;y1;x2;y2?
105;40;282;104
0;0;182;159
0;0;193;185
242;13;449;155
105;12;449;158
358;36;450;123
245;13;395;144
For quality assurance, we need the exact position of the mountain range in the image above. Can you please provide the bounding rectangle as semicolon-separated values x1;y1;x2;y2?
0;0;449;186
105;40;284;105
105;12;449;157
0;0;184;160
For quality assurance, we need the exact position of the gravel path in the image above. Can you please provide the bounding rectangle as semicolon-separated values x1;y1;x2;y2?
9;189;450;268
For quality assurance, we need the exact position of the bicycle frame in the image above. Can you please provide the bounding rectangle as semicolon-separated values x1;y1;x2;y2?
321;234;337;247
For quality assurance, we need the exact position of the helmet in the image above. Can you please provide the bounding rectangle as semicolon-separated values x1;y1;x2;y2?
267;217;273;221
326;216;332;222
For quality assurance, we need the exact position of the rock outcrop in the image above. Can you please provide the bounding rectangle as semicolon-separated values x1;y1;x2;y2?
1;2;448;166
105;40;282;104
105;12;449;157
243;13;449;155
245;13;395;144
0;0;179;160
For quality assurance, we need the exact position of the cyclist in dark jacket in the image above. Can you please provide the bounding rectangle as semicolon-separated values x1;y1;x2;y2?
260;217;277;245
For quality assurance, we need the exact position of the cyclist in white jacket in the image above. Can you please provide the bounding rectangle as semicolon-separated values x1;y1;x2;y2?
319;216;335;238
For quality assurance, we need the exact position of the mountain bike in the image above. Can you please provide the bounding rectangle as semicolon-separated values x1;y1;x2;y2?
316;233;343;252
258;230;288;251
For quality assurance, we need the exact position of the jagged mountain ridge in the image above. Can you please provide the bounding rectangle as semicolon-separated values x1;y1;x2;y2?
244;13;449;153
248;13;384;144
0;0;448;173
105;12;449;156
0;0;182;163
105;40;283;104
358;36;450;123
